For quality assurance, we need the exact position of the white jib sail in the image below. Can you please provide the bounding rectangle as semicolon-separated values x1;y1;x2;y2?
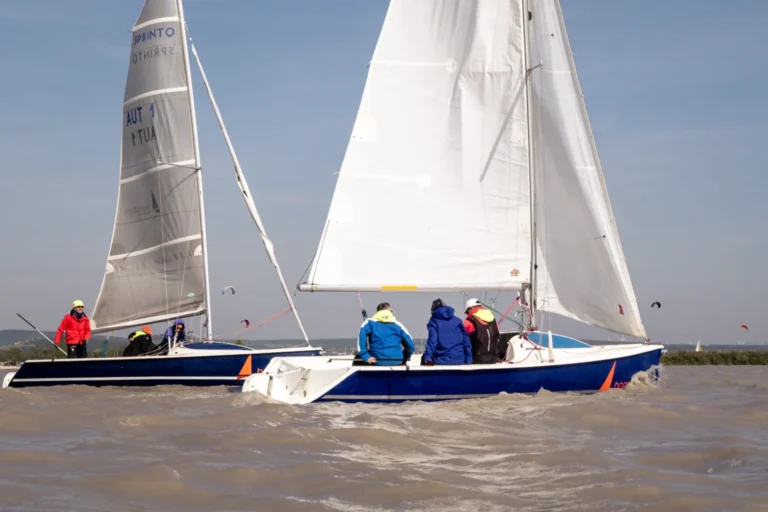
529;0;647;339
91;0;207;333
302;0;532;292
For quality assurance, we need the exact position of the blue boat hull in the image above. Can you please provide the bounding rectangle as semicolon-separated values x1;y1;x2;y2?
317;348;662;403
6;345;322;388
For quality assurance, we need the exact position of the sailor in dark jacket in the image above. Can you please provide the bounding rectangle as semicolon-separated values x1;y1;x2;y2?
423;299;472;365
463;298;504;364
122;325;155;357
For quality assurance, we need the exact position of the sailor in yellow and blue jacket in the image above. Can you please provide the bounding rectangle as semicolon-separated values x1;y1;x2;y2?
357;303;415;365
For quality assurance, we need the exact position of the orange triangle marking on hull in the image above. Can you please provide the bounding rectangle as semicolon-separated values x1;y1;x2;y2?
237;355;253;380
599;361;617;391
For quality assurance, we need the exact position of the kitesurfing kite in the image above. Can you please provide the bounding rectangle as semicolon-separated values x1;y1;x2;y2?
740;324;749;331
651;302;661;308
241;319;250;328
221;286;236;295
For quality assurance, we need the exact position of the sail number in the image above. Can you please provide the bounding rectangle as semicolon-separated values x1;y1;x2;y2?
126;103;157;147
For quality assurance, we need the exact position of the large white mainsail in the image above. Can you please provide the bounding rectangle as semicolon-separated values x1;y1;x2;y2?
528;0;646;338
301;0;532;292
301;0;645;339
91;0;209;333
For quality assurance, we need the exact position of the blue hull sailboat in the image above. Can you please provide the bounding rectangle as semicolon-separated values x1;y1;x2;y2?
3;344;320;389
242;0;661;403
242;335;661;404
3;0;321;389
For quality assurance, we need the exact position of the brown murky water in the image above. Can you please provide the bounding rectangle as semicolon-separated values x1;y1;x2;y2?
0;366;766;511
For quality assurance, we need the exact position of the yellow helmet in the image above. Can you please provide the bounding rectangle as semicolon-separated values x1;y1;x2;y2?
72;300;85;308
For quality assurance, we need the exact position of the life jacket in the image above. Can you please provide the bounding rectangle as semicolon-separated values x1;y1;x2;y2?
467;311;501;364
123;331;154;357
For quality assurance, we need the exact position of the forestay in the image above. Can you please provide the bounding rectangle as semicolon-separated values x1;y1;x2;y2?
91;0;206;332
529;0;646;338
302;0;532;292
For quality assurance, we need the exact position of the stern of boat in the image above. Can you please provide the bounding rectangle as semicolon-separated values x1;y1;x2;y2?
242;355;354;404
2;371;16;389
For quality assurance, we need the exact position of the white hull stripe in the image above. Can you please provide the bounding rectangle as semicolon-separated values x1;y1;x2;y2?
132;17;180;32
124;87;188;106
121;160;197;185
12;376;240;383
108;234;202;261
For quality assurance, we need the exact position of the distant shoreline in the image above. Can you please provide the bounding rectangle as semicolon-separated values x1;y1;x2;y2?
662;350;768;365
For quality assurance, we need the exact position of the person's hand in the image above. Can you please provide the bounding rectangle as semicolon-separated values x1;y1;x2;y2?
366;357;376;364
423;360;434;366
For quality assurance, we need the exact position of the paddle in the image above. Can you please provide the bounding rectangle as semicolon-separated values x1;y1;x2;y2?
16;313;67;356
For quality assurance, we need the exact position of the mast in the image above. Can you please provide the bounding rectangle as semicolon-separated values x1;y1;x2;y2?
186;33;312;346
176;0;213;338
522;0;538;329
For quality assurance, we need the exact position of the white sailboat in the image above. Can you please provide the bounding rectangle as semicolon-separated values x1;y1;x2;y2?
243;0;664;403
695;341;702;352
3;0;320;389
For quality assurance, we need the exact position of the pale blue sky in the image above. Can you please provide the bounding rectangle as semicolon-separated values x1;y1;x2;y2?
0;0;765;344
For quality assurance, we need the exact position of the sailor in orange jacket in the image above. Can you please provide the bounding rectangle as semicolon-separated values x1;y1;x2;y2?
463;298;505;364
54;300;91;359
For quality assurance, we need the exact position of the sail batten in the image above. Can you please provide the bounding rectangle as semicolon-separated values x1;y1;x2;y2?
91;0;206;333
124;87;188;106
133;16;180;32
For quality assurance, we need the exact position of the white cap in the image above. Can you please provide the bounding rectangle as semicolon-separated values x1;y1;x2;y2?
465;298;482;310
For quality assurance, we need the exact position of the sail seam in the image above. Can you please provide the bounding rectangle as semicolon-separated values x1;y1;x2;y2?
123;87;188;106
120;160;196;184
132;17;180;32
108;234;202;261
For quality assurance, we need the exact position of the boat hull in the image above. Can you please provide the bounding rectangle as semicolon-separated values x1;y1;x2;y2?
318;349;661;403
243;337;663;404
3;343;322;388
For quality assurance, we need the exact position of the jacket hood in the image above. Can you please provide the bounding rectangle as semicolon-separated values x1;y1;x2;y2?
431;305;455;320
372;310;396;323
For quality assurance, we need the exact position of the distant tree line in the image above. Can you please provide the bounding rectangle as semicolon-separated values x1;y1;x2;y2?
0;346;124;364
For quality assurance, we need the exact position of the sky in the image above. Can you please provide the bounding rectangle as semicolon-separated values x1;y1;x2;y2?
0;0;765;345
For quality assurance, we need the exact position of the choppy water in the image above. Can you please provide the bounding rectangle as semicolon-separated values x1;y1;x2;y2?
0;366;766;512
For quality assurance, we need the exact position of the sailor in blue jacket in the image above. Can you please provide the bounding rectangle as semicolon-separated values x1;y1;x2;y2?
358;303;415;365
423;299;472;365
